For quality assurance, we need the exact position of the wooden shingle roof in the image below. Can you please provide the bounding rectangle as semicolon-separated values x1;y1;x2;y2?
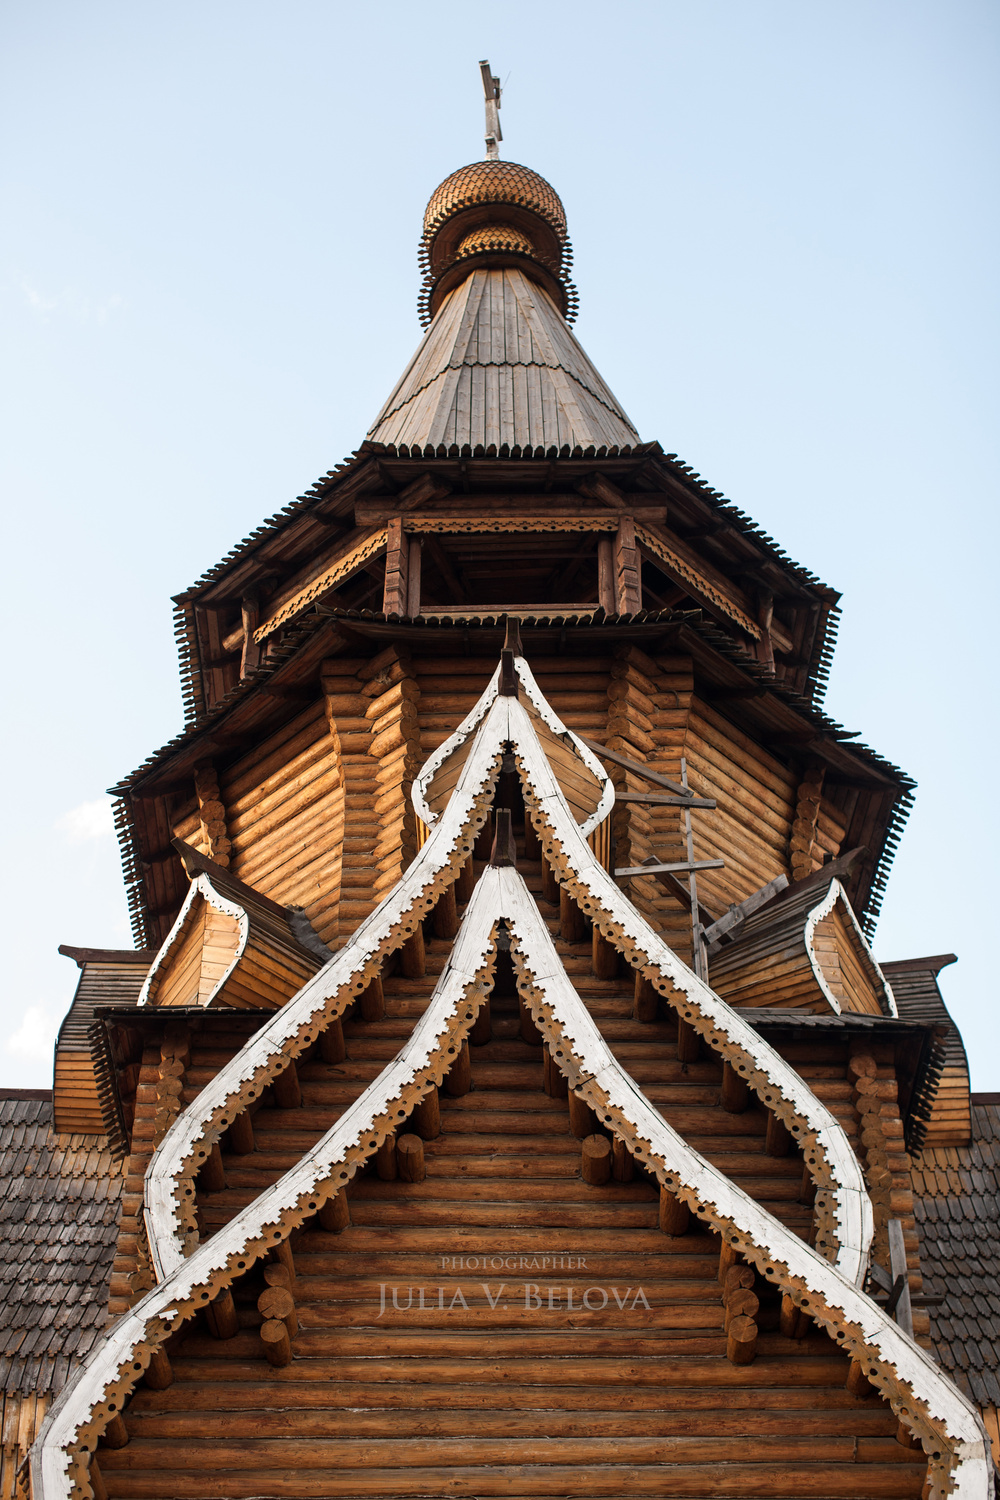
0;1097;123;1396
911;1099;1000;1408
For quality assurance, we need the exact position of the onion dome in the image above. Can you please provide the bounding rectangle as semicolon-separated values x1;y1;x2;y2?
418;159;578;326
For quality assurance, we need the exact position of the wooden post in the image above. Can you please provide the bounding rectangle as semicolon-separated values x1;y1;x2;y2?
227;1110;255;1155
258;1285;297;1337
765;1109;792;1157
201;1143;226;1192
319;1017;347;1064
676;1016;700;1064
896;1420;921;1450
101;1414;129;1449
718;1240;739;1285
614;514;641;615
90;1459;109;1500
205;1288;239;1340
592;927;618;979
273;1240;296;1283
846;1359;874;1398
473;816;493;861
780;1292;810;1339
543;1048;568;1099
633;972;659;1023
523;813;541;860
568;1090;596;1140
540;852;559;905
560;886;585;943
358;977;386;1023
581;1134;611;1185
612;1136;634;1183
799;1162;817;1204
406;536;422;617
723;1265;755;1304
375;1133;398;1180
411;1087;440;1140
444;1041;471;1097
319;1189;351;1233
433;883;459;939
144;1347;173;1390
720;1062;750;1114
401;926;426;978
727;1314;758;1365
725;1289;759;1331
456;857;475;903
239;595;261;677
469;996;491;1045
659;1187;690;1236
260;1319;292;1367
597;535;616;614
396;1132;426;1182
383;516;408;616
519;995;542;1046
272;1061;301;1110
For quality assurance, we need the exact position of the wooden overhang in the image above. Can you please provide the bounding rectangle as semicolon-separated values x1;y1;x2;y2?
707;868;896;1017
169;445;843;724
882;954;971;1147
136;842;327;1012
53;946;156;1135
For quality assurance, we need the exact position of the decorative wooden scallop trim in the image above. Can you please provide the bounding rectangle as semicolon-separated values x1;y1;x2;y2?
252;527;388;642
498;864;990;1497
635;522;762;639
31;880;504;1500
136;875;248;1010
506;691;871;1280
402;514;619;534
30;664;991;1499
805;879;898;1017
414;657;614;840
142;703;509;1279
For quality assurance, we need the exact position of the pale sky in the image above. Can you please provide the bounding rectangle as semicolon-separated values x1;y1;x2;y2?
1;1;997;1086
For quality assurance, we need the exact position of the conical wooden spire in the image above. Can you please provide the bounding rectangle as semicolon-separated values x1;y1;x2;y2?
368;266;638;452
368;156;638;454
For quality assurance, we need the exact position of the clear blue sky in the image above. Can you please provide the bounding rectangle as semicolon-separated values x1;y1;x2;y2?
1;1;997;1087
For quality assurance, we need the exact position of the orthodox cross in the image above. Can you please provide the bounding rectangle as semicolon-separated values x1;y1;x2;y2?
479;59;502;159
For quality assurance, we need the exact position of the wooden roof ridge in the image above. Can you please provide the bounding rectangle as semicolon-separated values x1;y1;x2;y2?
367;267;639;454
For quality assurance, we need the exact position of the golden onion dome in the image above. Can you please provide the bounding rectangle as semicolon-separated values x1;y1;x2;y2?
418;159;577;327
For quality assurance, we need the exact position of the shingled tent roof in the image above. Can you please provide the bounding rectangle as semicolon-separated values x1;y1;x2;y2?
0;1094;123;1396
911;1097;1000;1408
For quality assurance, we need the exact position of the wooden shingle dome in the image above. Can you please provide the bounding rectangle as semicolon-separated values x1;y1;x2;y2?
418;158;577;323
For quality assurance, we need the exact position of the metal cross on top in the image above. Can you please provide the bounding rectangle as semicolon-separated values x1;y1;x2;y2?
479;59;502;159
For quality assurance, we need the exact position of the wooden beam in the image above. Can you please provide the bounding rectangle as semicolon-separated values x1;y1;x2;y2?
383;517;408;616
703;873;790;951
614;514;642;615
354;499;666;524
615;858;724;878
579;737;695;799
616;791;716;809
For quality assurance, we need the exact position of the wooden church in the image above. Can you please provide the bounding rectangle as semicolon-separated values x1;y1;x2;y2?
3;64;999;1500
